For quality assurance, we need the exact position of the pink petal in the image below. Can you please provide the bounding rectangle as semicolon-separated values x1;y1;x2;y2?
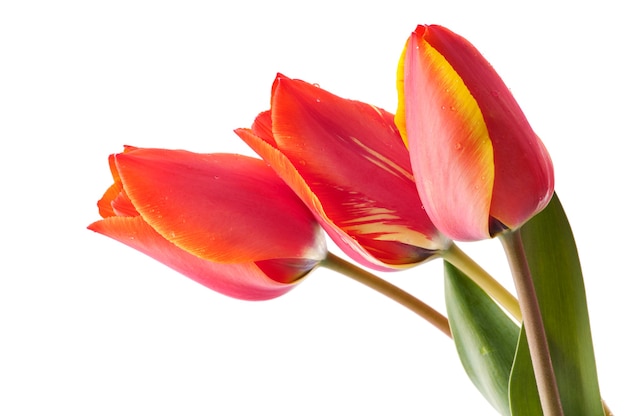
421;25;554;230
403;29;494;240
88;216;296;300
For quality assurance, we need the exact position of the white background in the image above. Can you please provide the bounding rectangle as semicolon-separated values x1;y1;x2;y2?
1;1;624;414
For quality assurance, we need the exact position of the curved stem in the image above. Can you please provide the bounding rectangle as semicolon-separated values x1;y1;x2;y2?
442;243;522;322
500;230;564;416
320;252;451;338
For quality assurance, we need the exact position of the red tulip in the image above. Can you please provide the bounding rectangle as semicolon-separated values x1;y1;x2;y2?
235;74;449;271
396;25;554;241
88;147;326;300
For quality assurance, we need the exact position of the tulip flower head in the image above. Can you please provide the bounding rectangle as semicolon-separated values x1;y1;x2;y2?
89;147;326;300
396;25;554;241
236;74;450;271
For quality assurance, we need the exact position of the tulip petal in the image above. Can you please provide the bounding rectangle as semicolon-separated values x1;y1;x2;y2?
97;152;141;218
399;25;555;239
97;181;124;218
114;149;324;264
237;125;391;271
237;75;447;269
402;28;494;240
395;43;409;147
412;25;554;233
88;216;296;300
272;75;440;253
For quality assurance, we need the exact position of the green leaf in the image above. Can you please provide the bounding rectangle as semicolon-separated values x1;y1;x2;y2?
509;325;542;415
444;261;520;415
509;193;604;415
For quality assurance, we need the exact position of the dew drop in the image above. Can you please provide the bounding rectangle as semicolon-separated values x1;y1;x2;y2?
455;143;462;150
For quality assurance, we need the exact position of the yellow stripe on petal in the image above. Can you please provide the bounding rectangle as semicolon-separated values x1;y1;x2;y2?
395;39;410;147
349;135;414;182
421;40;493;174
405;29;495;240
339;205;440;250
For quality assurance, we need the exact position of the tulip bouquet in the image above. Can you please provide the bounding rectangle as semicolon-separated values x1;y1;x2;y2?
89;25;610;415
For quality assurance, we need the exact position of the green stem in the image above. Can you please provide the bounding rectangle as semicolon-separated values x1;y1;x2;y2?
500;230;564;416
442;243;522;322
320;252;451;338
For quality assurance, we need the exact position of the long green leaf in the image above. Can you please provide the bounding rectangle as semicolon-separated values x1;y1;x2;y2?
509;325;542;415
509;193;604;415
444;261;520;415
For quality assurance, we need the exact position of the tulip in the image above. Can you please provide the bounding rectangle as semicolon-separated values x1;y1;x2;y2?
235;74;449;271
88;147;326;300
396;25;554;241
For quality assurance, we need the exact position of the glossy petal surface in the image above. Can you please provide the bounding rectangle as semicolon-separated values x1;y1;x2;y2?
237;75;448;269
237;123;392;271
399;25;554;240
90;147;326;300
114;149;324;263
88;216;295;300
402;29;494;240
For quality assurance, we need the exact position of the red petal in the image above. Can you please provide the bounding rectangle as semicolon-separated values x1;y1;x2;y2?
110;189;139;217
88;216;296;300
114;149;324;263
97;181;124;218
421;25;554;230
403;28;495;240
96;153;140;218
236;126;390;271
238;75;447;269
